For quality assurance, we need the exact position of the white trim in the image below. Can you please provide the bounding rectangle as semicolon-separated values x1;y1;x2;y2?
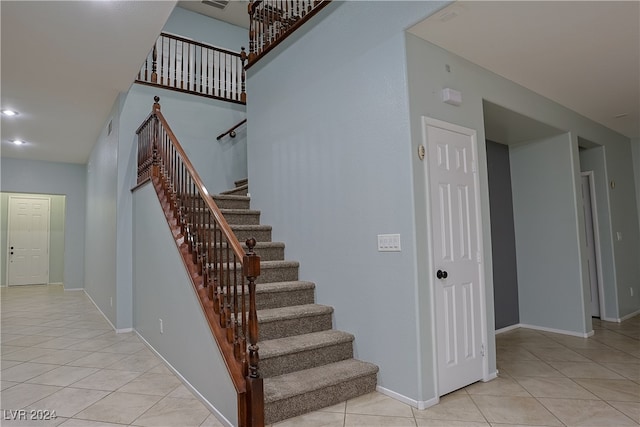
581;171;606;320
116;328;133;333
495;323;521;334
601;316;620;323
83;290;117;332
375;386;438;410
619;309;640;322
482;371;498;382
136;331;233;427
63;287;85;291
49;282;64;286
506;323;593;338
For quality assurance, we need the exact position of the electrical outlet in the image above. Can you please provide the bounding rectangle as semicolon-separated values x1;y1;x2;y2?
110;297;113;308
159;319;164;334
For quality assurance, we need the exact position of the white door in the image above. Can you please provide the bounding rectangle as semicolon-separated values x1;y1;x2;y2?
581;173;601;317
7;196;50;286
423;117;485;396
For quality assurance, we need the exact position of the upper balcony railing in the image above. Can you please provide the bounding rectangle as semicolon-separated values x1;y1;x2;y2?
137;33;246;104
247;0;331;66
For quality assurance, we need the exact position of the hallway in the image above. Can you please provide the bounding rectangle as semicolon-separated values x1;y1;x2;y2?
1;285;638;426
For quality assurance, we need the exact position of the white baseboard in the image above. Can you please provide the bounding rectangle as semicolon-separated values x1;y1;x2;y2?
83;290;117;332
495;323;520;334
519;323;592;338
483;371;498;382
136;332;233;427
601;316;620;323
619;309;640;322
116;328;133;333
375;386;438;410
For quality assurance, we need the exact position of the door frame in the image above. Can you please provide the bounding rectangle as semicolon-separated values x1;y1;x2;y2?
581;171;606;318
422;116;490;397
6;195;51;286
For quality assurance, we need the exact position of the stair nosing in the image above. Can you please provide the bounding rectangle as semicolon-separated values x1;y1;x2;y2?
258;304;333;322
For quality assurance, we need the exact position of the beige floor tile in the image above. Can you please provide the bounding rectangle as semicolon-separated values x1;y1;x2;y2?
2;347;54;362
496;347;540;361
30;349;93;365
1;380;19;390
271;410;344;427
26;387;109;418
0;345;25;356
200;413;226;426
0;383;61;409
116;372;182;396
515;377;598;399
416;420;489;427
131;396;211;426
574;348;640;364
65;352;128;368
167;384;198;399
608;400;640;423
574;378;640;402
62;329;112;340
33;337;84;350
529;347;591;362
470;395;562;426
107;352;161;372
346;392;414;418
74;392;162;424
100;341;146;354
146;362;173;375
3;335;53;347
0;414;67;427
26;366;98;387
1;362;59;382
319;401;347;414
70;368;142;391
344;413;417;426
498;361;562;378
600;363;640;381
465;377;530;397
1;360;24;370
538;397;637;426
547;361;625;379
413;393;486;422
63;339;113;352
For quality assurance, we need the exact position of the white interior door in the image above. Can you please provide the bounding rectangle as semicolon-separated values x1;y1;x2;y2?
581;173;601;317
7;196;50;286
423;117;485;396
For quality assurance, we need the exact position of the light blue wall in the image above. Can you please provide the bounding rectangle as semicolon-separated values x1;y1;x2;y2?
633;138;640;234
0;193;65;286
0;158;86;289
165;6;247;51
133;182;236;426
510;134;588;333
405;32;639;329
85;98;119;327
247;1;449;404
109;11;248;330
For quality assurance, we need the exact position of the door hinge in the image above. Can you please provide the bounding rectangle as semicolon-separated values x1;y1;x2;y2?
481;343;486;357
476;251;482;263
472;162;477;173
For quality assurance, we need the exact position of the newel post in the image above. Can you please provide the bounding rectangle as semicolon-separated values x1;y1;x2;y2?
243;237;264;426
240;47;247;103
151;96;161;178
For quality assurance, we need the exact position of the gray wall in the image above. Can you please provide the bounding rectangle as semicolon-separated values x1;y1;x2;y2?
165;6;247;50
633;138;640;234
486;141;519;329
0;193;65;286
510;134;588;333
133;182;236;426
247;1;450;403
0;158;86;289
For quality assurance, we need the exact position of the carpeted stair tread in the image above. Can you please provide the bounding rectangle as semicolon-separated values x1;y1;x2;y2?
220;184;248;195
220;208;260;215
264;358;379;403
212;194;250;209
234;178;248;187
256;280;314;294
260;330;354;358
257;304;332;323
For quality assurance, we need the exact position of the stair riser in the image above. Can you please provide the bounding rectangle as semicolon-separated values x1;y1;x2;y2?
261;341;353;378
256;288;314;310
256;266;298;284
259;313;332;341
264;373;377;424
222;212;260;225
234;178;248;187
222;187;248;196
232;228;271;242
216;245;284;262
213;198;250;209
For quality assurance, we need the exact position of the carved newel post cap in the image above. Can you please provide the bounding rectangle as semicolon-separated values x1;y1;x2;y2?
154;96;160;104
246;237;257;251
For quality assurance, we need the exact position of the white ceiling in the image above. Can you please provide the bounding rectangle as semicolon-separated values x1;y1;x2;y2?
409;1;639;140
1;1;177;164
178;0;249;28
2;1;638;166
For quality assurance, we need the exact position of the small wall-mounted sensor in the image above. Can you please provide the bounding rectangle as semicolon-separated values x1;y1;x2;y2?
442;88;462;106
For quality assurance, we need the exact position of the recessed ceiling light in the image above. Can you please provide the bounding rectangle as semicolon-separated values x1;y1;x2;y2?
11;139;25;145
1;109;19;117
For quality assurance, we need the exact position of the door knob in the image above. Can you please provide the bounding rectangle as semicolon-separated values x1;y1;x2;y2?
437;270;448;279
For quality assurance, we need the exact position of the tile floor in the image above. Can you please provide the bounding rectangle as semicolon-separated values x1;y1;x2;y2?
1;285;638;427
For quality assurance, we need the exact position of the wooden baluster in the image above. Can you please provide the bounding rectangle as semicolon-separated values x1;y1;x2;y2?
151;97;161;178
199;46;203;94
151;43;158;83
173;39;177;88
248;1;256;62
244;237;264;427
186;42;191;91
240;47;247;103
225;242;233;344
233;252;240;360
160;36;164;85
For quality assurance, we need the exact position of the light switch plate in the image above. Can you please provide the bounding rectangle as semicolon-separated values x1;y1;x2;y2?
378;234;401;252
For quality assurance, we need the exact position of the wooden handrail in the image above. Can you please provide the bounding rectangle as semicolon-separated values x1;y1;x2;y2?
247;0;331;68
136;33;247;104
217;119;247;140
136;97;263;426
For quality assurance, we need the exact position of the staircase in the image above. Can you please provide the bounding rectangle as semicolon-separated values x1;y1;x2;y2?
216;178;379;424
